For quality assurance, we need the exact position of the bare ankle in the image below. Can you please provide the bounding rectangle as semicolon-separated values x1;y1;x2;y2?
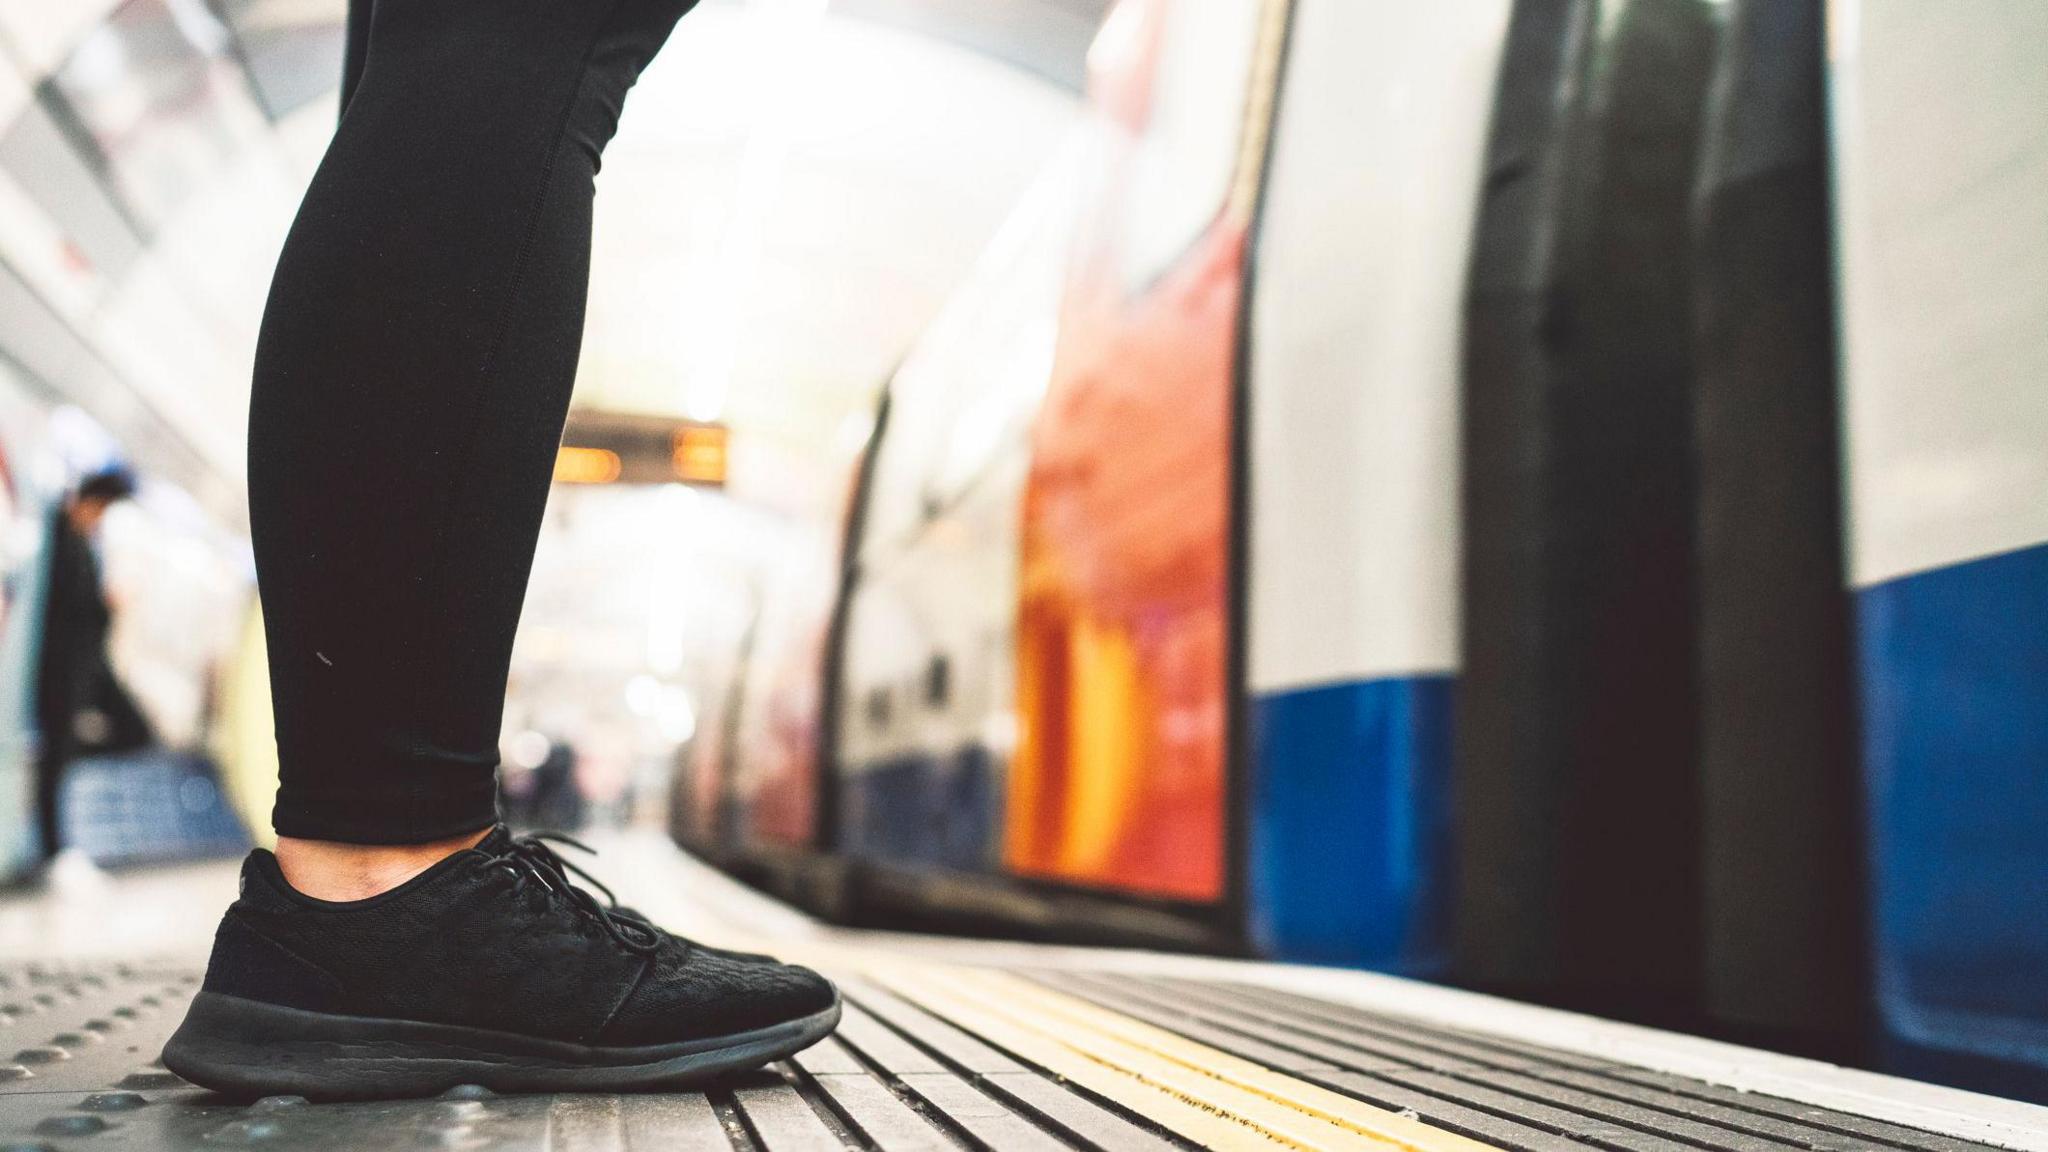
274;828;493;902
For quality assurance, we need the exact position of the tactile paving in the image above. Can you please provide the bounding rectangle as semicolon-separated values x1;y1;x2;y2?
1032;973;2011;1152
0;962;2013;1151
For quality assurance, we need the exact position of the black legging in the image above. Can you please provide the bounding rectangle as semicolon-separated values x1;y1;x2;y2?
253;0;695;843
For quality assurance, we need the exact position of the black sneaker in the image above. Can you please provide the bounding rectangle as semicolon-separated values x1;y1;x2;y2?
162;827;839;1099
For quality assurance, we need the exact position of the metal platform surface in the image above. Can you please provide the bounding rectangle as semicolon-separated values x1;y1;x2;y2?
3;840;2044;1151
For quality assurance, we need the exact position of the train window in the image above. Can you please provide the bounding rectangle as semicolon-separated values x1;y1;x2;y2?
1118;0;1264;290
857;150;1082;559
925;151;1078;507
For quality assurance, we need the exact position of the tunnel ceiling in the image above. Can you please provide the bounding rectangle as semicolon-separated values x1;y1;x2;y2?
578;3;1084;515
0;0;1092;518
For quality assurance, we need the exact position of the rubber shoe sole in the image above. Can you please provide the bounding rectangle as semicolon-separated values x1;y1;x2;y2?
162;989;842;1100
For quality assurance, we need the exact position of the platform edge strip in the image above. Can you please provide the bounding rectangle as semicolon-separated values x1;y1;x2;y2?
972;971;1512;1152
866;966;1292;1151
875;964;1505;1152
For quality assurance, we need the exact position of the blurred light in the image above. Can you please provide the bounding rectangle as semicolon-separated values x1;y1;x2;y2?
647;593;690;675
508;729;553;770
658;687;698;743
554;445;623;484
63;27;130;89
683;373;728;424
672;424;729;485
660;482;702;513
626;674;663;717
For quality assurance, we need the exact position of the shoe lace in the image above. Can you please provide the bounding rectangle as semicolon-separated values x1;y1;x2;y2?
486;832;660;955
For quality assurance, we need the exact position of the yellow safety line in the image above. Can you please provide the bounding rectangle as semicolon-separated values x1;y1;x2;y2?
625;899;1499;1150
871;963;1320;1151
868;963;1503;1152
970;971;1501;1150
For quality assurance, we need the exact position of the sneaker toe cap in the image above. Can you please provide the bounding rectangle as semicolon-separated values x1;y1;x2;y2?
604;953;837;1045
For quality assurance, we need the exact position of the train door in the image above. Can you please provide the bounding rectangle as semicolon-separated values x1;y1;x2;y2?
1005;0;1287;906
1241;1;1512;970
1689;0;1868;1057
834;156;1083;877
1457;0;1722;1023
1830;0;2048;1097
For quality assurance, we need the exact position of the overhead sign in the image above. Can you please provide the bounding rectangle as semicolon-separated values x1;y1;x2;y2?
555;410;728;488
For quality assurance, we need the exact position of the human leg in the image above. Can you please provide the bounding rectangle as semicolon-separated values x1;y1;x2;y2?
253;0;692;845
170;0;840;1096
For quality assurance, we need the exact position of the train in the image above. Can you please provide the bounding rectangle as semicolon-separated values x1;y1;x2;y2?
675;0;2048;1103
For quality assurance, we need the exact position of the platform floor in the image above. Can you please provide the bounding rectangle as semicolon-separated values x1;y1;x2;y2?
3;836;2044;1152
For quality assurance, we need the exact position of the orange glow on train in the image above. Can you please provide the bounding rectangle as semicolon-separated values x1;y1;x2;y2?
1005;0;1246;902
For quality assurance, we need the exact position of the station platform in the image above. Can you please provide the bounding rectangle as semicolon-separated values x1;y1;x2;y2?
3;837;2044;1152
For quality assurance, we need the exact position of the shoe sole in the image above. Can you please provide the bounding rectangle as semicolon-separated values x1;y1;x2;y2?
162;989;842;1100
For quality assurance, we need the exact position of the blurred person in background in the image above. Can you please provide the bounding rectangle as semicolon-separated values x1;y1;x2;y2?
500;730;587;833
158;0;837;1100
32;465;150;878
525;737;586;832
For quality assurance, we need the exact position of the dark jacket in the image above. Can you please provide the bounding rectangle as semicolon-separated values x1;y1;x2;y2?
34;506;148;759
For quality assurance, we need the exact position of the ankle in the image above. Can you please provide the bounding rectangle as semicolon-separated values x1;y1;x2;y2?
274;828;492;902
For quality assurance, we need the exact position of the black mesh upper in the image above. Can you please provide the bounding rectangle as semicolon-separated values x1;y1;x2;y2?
201;833;835;1046
599;937;834;1045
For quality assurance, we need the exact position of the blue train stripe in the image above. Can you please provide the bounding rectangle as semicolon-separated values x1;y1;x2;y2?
1248;675;1453;974
1857;539;2048;1084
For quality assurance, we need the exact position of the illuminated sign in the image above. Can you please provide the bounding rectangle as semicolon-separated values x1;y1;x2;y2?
552;446;622;485
672;425;728;486
555;410;728;487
